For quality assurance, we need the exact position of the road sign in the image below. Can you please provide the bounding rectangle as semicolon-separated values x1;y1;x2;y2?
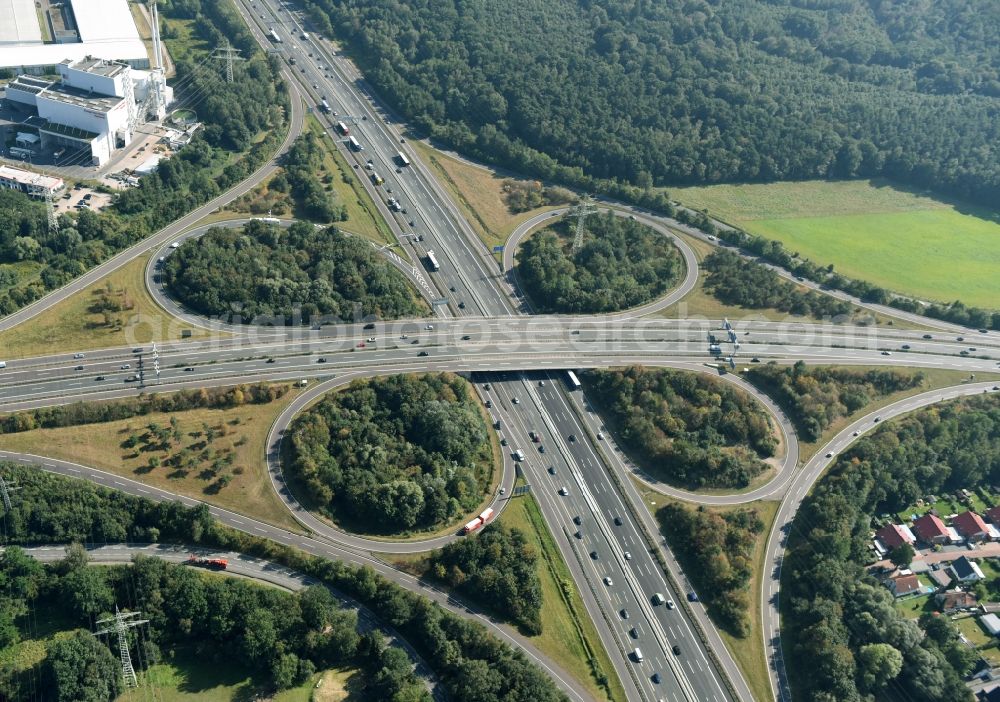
493;245;504;253
431;298;449;306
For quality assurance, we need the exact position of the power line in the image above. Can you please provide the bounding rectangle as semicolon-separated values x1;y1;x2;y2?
569;194;597;252
95;606;150;690
212;40;245;85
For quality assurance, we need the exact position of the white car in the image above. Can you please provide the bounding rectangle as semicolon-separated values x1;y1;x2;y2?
604;576;613;586
425;324;434;330
624;551;632;560
73;353;85;359
666;599;675;610
170;241;180;248
366;337;376;343
558;486;569;496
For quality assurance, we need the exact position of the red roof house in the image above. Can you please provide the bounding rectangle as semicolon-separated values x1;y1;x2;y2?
953;511;989;542
985;506;1000;525
875;523;915;550
913;513;949;544
889;574;921;598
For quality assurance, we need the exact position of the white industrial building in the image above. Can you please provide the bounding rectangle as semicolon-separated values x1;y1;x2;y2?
0;0;149;73
6;57;171;166
0;164;64;197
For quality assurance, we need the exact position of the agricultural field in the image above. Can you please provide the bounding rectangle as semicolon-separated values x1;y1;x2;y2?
673;179;1000;309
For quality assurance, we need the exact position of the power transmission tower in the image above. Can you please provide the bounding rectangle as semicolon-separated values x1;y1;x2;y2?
213;40;244;84
569;195;597;252
0;473;20;513
44;186;59;234
95;607;149;689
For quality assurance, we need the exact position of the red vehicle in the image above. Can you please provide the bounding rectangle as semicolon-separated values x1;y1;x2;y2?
187;556;228;570
462;507;496;535
529;431;540;443
357;342;366;348
335;121;349;136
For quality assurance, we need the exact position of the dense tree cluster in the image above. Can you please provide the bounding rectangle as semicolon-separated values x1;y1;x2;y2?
702;249;854;319
503;180;576;214
0;0;288;317
288;373;492;534
302;0;999;210
0;383;288;435
282;131;348;222
582;367;777;488
745;362;923;442
0;547;415;700
0;465;570;702
658;504;763;637
163;220;423;324
516;212;682;314
712;226;1000;324
783;394;1000;702
428;523;542;634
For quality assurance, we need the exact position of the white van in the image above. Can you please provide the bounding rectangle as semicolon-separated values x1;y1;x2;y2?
513;449;525;462
652;593;666;606
0;361;6;369
632;648;643;662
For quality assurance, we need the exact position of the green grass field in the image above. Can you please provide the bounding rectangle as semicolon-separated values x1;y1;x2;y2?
672;179;1000;309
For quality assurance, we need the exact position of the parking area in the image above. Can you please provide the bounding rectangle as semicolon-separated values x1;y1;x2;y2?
54;184;113;214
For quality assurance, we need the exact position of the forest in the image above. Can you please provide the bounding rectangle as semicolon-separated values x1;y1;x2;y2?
516;212;683;314
0;465;569;702
0;0;288;317
280;131;348;223
783;394;1000;701
702;249;854;319
163;220;423;324
0;548;427;701
287;373;493;534
427;523;542;634
302;0;999;209
658;504;763;637
581;367;777;489
745;362;924;441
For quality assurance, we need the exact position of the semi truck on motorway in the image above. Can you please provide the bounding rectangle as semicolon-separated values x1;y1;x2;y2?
269;28;281;43
335;121;349;136
348;135;362;151
320;100;331;113
425;250;440;271
187;556;228;570
462;507;495;534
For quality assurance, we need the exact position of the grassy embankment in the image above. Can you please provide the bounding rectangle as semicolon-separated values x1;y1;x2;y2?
673;179;1000;310
0;254;218;359
0;390;306;533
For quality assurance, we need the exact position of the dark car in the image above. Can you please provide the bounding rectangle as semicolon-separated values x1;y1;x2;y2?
538;445;545;453
573;515;582;525
614;516;623;526
751;357;760;363
923;334;933;339
184;367;195;372
317;357;327;363
619;609;629;620
549;466;557;475
418;351;429;356
590;551;598;560
266;357;276;363
485;399;492;408
687;591;699;602
95;375;106;381
363;323;376;330
74;365;84;370
651;673;661;684
461;335;471;340
568;434;576;442
672;645;681;656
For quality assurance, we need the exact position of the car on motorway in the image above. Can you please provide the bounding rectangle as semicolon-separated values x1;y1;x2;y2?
95;375;105;381
425;324;434;330
629;627;640;639
960;350;970;356
874;416;881;422
538;445;545;453
573;515;582;524
881;351;891;356
461;335;471;340
666;599;675;609
624;551;632;560
548;465;557;475
980;329;989;333
559;486;569;496
73;353;85;359
363;323;376;329
485;399;492;408
853;431;860;436
826;452;834;458
538;380;545;387
125;375;138;382
317;357;327;363
672;644;681;656
74;365;84;370
170;242;180;248
120;364;130;369
619;609;629;620
923;334;933;339
597;432;604;440
957;336;965;341
418;351;429;356
901;344;910;350
458;301;466;309
614;516;623;526
687;591;699;602
568;434;576;442
751;357;760;363
590;550;598;559
500;437;507;446
651;673;661;684
529;431;539;442
266;357;276;363
604;576;613;586
356;342;366;348
512;397;519;404
366;336;376;342
184;367;195;372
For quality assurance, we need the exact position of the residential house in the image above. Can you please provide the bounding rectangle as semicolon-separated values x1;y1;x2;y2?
929;569;954;590
936;590;978;614
889;573;922;598
875;523;917;551
913;513;950;545
949;555;986;583
985;505;1000;525
954;511;990;542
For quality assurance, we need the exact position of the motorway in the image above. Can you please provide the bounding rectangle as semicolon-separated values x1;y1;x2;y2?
0;0;998;699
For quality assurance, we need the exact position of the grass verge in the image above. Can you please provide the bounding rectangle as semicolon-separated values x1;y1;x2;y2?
409;140;558;251
637;486;779;702
0;253;219;359
0;391;305;533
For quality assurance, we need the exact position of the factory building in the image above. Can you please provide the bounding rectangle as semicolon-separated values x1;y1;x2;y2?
0;164;65;197
5;57;172;166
